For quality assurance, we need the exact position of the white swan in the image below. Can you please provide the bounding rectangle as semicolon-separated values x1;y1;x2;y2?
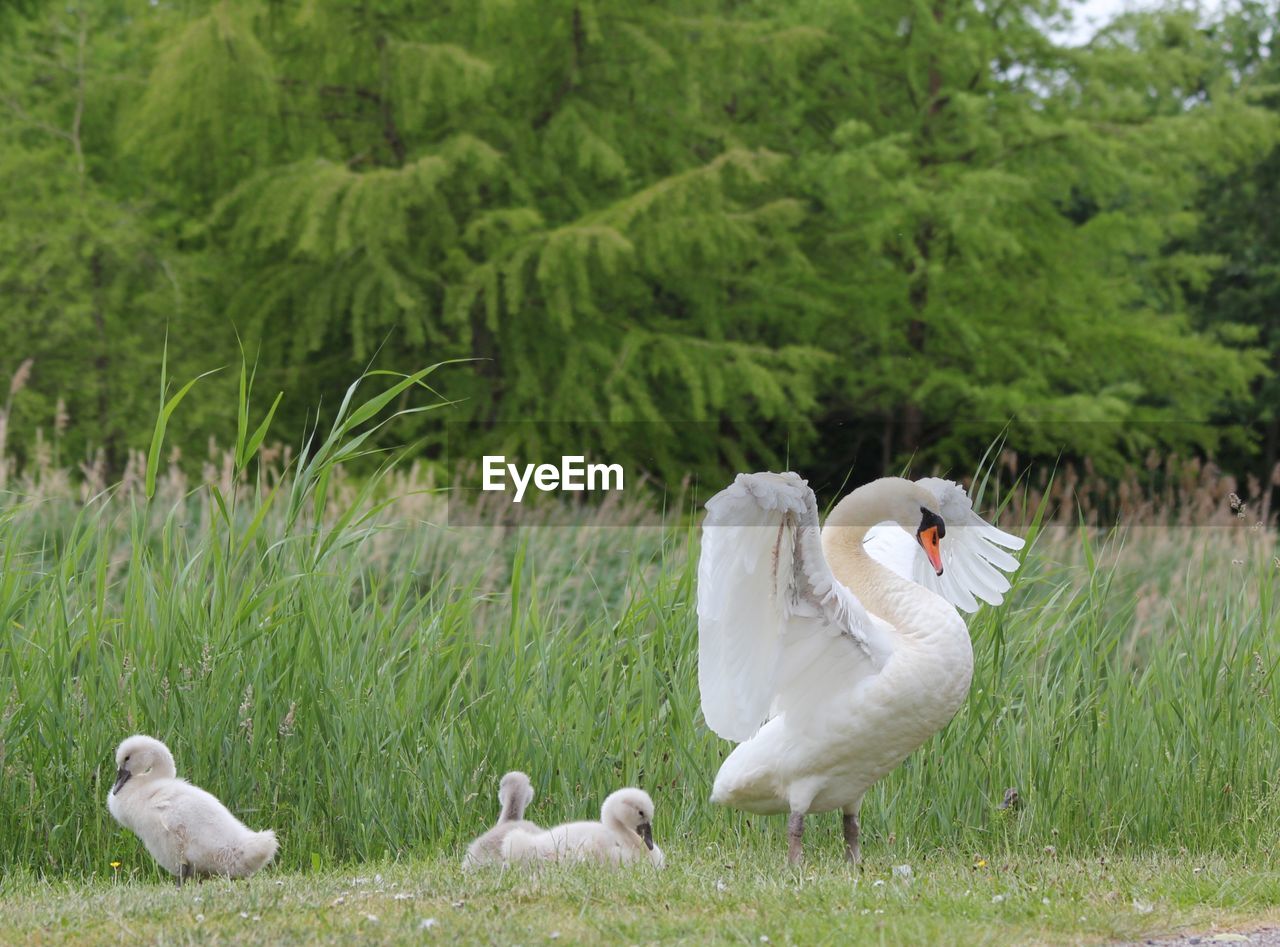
502;787;664;867
698;473;1023;864
463;771;540;868
106;735;278;883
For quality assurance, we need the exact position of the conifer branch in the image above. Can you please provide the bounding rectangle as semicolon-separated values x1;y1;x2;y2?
533;5;586;130
374;34;407;165
2;95;74;144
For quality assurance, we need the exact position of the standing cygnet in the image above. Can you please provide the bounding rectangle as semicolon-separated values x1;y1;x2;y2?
462;770;540;868
106;735;278;884
502;787;664;867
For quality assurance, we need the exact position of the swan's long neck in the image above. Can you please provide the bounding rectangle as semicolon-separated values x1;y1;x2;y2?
820;480;946;640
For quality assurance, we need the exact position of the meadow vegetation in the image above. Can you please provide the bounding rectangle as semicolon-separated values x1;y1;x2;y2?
4;0;1280;940
1;374;1277;884
2;852;1279;946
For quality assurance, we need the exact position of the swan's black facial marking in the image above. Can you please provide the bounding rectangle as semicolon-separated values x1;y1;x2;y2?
916;507;946;576
917;507;945;539
637;821;654;850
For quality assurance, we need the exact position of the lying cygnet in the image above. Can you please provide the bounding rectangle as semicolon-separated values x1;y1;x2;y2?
502;787;664;867
462;770;540;868
106;735;278;884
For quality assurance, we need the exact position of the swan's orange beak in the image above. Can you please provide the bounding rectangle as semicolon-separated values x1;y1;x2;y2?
918;526;943;576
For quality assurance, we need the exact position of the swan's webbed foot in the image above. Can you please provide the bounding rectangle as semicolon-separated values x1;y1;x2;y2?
787;812;805;866
842;811;861;864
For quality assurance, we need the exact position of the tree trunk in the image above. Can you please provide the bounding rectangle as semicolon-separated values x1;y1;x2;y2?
1263;414;1278;525
900;228;931;456
899;2;945;459
89;250;117;471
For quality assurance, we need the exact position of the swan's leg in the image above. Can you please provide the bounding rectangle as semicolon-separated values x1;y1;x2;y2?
787;812;805;866
176;862;192;887
842;810;861;864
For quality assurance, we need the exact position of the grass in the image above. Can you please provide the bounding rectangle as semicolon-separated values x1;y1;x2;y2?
2;851;1278;945
1;371;1279;941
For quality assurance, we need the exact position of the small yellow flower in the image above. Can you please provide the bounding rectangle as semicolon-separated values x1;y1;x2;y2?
110;861;121;870
973;857;988;869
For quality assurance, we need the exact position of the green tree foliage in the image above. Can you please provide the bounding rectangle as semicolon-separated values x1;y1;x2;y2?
1185;1;1280;497
0;4;186;467
769;2;1275;475
0;0;1276;486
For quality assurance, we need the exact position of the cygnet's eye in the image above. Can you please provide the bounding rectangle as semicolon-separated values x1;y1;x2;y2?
124;755;131;762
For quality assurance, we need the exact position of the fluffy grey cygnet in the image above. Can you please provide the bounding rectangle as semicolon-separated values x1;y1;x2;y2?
106;735;278;884
502;787;664;867
463;771;540;868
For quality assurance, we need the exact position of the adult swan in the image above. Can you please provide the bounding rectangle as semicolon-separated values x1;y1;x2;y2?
697;473;1023;864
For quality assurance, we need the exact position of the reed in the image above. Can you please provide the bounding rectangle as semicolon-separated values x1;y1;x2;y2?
0;368;1276;880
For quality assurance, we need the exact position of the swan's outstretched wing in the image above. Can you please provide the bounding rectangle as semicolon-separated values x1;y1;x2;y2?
863;477;1024;613
697;472;895;743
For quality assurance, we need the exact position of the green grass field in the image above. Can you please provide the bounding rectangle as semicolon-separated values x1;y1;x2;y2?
1;380;1278;943
2;852;1278;945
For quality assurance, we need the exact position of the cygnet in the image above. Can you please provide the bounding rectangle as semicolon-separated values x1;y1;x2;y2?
502;787;664;867
463;770;540;868
106;735;278;884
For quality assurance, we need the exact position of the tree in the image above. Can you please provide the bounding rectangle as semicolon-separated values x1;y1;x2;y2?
0;0;1276;491
745;0;1275;480
117;0;828;484
0;3;203;470
1185;0;1280;512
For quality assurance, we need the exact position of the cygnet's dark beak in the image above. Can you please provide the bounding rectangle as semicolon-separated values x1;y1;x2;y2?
112;767;131;795
637;821;654;851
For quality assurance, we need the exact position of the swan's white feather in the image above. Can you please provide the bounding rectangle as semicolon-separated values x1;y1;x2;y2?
863;477;1024;612
463;771;540;869
699;471;1025;827
697;472;893;743
106;736;277;879
501;787;662;867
